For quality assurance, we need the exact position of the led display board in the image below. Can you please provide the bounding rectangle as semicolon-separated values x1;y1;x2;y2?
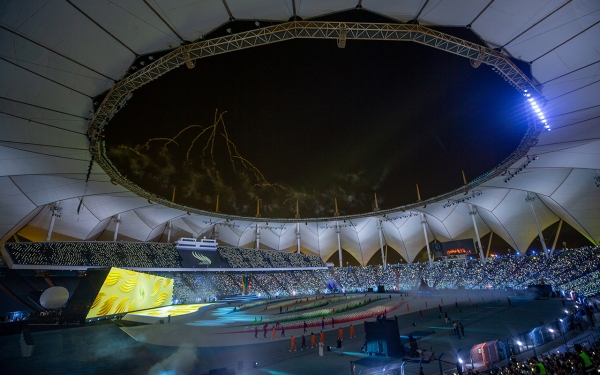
177;249;231;268
86;267;173;319
432;239;476;257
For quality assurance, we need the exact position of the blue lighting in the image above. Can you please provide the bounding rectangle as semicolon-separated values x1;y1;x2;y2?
526;94;550;131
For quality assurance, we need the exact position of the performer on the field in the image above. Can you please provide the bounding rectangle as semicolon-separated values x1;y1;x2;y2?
349;324;356;338
289;335;296;352
311;332;316;348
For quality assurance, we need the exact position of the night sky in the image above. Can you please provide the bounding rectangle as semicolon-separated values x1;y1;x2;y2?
106;12;529;219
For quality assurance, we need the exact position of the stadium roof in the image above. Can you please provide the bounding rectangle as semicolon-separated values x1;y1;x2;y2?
1;0;599;265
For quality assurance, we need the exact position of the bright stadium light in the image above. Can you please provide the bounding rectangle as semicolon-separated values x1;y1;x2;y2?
527;96;550;131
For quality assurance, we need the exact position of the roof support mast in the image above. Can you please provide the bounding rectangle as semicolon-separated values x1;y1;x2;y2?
377;220;386;269
334;198;342;267
255;225;261;250
112;214;122;242
526;192;549;257
374;193;386;269
469;204;485;262
46;202;62;242
421;213;433;266
295;201;301;254
551;219;563;255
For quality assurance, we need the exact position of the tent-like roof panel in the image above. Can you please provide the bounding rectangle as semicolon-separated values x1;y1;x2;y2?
0;1;599;262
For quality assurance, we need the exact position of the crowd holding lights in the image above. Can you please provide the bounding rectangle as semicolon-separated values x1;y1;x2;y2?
218;247;325;268
5;242;182;268
473;341;600;375
4;243;325;269
166;247;600;303
4;242;599;299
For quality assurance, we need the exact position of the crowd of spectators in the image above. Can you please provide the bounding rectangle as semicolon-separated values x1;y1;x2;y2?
330;246;600;294
217;247;325;268
471;341;600;375
4;242;599;302
4;242;325;269
4;242;182;268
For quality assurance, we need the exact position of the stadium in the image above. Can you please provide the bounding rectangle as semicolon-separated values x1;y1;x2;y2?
0;1;599;374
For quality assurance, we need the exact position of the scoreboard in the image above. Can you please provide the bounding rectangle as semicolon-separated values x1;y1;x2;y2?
432;239;476;257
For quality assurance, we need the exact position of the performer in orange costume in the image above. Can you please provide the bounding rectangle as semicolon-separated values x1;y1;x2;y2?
338;327;343;340
311;332;316;348
320;331;325;344
272;326;277;339
289;335;296;352
349;324;356;338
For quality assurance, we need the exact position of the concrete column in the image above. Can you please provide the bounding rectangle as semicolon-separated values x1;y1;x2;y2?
469;204;485;262
420;213;433;266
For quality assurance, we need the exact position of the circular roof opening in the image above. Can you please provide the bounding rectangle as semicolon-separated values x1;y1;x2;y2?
105;28;528;218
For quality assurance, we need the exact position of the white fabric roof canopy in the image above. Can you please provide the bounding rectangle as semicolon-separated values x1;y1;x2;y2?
0;0;599;264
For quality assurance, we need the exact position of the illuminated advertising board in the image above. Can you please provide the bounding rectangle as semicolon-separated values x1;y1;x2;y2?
432;239;476;257
86;267;173;319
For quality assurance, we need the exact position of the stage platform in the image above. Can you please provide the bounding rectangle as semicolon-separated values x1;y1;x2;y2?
122;303;211;324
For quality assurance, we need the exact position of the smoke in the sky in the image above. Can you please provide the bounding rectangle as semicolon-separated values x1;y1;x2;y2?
107;110;382;217
148;343;197;375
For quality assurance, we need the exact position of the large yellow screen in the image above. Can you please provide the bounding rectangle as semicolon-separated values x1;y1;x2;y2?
86;268;173;319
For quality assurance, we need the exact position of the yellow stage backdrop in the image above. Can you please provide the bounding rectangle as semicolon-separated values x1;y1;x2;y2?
86;267;173;319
